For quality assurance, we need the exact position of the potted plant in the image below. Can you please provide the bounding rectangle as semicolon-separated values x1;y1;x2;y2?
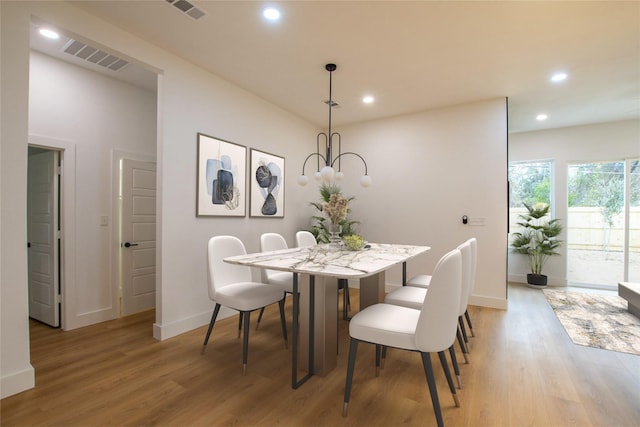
511;202;563;288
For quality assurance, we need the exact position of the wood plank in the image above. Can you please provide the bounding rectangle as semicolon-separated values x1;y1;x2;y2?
2;284;639;426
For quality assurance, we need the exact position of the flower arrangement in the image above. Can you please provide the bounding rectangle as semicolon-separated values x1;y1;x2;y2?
323;193;349;225
309;184;359;243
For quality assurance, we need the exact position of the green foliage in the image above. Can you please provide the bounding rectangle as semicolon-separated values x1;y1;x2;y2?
568;162;624;209
568;162;627;250
509;162;551;208
309;184;359;243
531;179;551;206
511;202;563;275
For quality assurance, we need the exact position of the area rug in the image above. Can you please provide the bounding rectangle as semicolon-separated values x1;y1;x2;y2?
542;289;640;356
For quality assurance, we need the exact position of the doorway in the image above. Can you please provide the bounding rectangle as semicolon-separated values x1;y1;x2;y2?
566;159;640;289
27;147;61;327
119;158;157;316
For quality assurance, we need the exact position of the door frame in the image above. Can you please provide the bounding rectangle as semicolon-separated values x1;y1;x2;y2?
28;134;76;330
111;150;157;318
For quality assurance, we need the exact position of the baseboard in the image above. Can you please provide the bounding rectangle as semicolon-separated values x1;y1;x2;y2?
1;365;35;399
468;294;508;310
153;306;236;341
64;310;116;331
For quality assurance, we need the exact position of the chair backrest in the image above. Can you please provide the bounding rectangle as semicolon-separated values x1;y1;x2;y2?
467;237;477;300
296;230;317;247
260;233;289;281
456;240;472;316
415;248;462;353
207;235;252;300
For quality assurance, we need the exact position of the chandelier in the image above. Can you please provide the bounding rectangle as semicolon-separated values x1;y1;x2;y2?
297;63;372;187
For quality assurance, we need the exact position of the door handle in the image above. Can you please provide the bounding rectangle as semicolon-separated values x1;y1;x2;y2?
123;242;139;248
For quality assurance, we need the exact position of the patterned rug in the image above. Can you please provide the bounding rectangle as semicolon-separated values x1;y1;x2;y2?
543;289;640;356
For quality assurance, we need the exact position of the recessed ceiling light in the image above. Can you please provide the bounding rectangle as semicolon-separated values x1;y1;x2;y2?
362;95;374;104
39;28;60;40
263;8;281;21
550;72;568;82
536;114;548;121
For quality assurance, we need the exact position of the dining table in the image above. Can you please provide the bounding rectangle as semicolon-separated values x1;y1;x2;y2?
224;242;430;388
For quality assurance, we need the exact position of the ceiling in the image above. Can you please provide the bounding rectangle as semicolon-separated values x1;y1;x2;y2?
31;1;640;133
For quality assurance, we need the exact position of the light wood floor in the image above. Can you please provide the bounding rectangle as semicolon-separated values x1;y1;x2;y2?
2;284;639;426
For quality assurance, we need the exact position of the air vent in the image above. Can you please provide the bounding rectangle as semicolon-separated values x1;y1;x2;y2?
62;40;129;71
165;0;207;20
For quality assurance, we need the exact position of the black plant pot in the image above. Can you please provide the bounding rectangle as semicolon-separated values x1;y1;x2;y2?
527;273;548;288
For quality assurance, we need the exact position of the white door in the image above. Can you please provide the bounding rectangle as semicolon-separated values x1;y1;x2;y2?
28;150;60;327
121;159;157;316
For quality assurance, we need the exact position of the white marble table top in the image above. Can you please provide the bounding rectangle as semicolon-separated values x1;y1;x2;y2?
224;243;430;279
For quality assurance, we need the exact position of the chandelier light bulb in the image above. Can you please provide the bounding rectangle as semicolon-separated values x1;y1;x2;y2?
314;171;322;181
297;175;309;186
360;175;372;187
320;165;335;183
335;171;345;181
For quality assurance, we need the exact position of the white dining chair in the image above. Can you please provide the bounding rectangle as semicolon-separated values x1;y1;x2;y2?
257;233;297;330
295;230;351;320
405;273;432;288
295;230;317;247
342;248;462;427
406;238;477;339
260;233;295;294
202;235;288;376
383;239;474;386
463;238;477;337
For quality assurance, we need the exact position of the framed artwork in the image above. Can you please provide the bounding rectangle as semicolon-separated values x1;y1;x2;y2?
196;133;246;217
250;149;285;218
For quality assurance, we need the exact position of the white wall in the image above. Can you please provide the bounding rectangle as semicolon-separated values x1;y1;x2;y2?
1;0;35;400
29;51;157;329
508;119;640;285
332;99;509;308
2;1;509;398
154;51;316;340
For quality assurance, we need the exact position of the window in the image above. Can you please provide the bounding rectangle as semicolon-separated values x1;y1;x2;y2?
566;160;636;288
508;160;553;232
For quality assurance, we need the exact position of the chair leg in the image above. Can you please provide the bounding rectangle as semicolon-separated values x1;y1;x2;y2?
242;310;251;376
238;312;243;338
420;352;444;427
278;298;288;349
465;309;475;337
342;338;359;417
448;344;462;389
381;345;387;369
459;316;469;345
201;303;221;354
437;351;460;407
255;307;266;330
375;344;382;377
457;325;470;364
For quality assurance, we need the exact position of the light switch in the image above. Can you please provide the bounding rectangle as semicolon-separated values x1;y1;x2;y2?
100;215;109;226
468;216;486;226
